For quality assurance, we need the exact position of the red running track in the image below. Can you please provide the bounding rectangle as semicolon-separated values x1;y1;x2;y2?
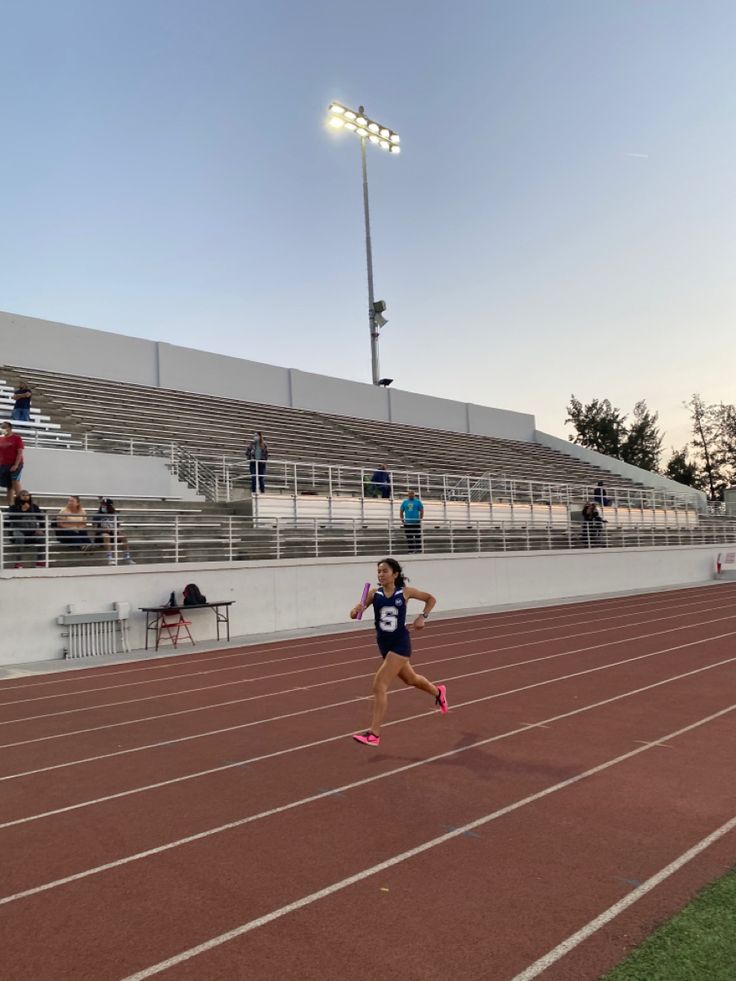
0;583;735;981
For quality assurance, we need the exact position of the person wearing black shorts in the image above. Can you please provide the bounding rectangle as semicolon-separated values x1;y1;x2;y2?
349;557;447;746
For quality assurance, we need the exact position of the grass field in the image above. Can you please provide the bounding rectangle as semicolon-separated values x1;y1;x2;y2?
604;867;736;981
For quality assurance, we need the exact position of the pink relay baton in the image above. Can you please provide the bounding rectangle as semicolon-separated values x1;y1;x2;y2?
355;582;371;620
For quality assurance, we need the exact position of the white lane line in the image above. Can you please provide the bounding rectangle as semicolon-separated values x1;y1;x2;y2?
110;704;736;981
510;814;736;981
0;594;729;707
2;627;735;784
1;587;724;694
1;673;733;909
3;583;732;700
2;648;734;833
3;605;735;730
3;602;733;749
5;586;721;696
3;618;735;785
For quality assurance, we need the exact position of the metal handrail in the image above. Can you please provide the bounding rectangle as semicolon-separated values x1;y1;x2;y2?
83;435;699;514
2;510;733;570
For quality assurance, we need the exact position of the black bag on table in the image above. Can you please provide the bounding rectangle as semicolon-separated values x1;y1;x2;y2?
183;583;207;606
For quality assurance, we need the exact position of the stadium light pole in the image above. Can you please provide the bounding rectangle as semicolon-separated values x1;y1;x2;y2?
327;102;400;386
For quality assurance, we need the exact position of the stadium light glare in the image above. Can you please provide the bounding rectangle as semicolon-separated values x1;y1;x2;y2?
325;101;401;385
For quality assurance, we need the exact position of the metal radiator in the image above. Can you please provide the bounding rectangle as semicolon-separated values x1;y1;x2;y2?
56;603;131;659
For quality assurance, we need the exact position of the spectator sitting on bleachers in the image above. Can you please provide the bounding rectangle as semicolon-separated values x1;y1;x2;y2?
93;498;135;565
10;381;32;422
370;464;392;499
56;495;93;550
8;490;45;568
0;421;25;506
581;501;606;546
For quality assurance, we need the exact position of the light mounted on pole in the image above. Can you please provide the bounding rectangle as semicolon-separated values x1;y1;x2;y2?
327;101;401;385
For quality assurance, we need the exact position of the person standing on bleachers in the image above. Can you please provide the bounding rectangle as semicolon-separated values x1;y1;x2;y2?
0;421;25;506
400;489;424;553
246;432;269;494
10;382;32;422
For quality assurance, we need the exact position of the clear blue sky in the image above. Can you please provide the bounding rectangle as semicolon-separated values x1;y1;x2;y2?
2;1;734;453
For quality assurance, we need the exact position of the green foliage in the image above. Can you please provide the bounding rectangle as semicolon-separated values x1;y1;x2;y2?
686;394;730;501
663;448;699;488
566;396;662;472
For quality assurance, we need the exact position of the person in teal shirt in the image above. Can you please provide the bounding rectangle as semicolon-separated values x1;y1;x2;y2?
400;490;424;553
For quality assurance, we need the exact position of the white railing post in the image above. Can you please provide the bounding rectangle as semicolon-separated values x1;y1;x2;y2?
113;516;119;566
174;516;180;564
388;519;393;552
353;518;358;557
449;520;454;554
275;517;281;561
476;520;481;553
293;462;298;497
0;511;4;570
228;516;234;562
314;518;319;558
44;512;50;568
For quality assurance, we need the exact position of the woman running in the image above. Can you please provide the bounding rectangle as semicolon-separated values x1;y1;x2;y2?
349;557;448;746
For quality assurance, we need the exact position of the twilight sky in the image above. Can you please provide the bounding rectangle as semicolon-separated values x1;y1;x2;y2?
1;1;734;453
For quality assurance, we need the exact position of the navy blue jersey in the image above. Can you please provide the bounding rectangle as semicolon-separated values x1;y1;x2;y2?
373;587;411;657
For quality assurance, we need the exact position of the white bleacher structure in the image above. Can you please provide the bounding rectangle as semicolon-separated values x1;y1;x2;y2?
1;309;731;572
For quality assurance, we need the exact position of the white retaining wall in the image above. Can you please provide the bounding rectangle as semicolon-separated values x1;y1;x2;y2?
24;448;203;500
0;311;535;440
0;544;726;666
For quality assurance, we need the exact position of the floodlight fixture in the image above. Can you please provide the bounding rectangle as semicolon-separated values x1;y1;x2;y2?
326;100;401;385
327;102;400;154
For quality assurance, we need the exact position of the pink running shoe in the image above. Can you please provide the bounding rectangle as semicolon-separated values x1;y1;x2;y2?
352;731;380;746
435;684;449;714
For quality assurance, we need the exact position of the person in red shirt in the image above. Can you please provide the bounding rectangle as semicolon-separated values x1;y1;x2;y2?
0;421;25;505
